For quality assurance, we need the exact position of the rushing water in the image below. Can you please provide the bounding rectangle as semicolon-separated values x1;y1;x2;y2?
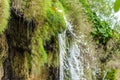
59;16;85;80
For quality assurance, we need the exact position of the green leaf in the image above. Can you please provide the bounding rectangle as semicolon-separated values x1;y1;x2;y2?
104;33;108;37
114;0;120;12
99;28;106;33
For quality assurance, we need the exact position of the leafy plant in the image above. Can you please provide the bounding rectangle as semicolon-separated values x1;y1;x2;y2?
80;0;113;45
91;14;112;44
114;0;120;12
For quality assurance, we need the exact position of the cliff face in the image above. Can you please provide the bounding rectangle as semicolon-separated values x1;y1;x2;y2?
0;0;120;80
0;0;65;80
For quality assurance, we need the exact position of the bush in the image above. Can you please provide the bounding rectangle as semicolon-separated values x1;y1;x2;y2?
80;0;113;45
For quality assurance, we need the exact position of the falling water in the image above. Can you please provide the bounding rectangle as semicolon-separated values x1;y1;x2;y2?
59;16;85;80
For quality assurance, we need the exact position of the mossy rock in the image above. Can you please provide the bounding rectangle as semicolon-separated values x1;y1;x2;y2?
11;0;51;21
0;34;8;66
6;0;66;79
0;0;10;34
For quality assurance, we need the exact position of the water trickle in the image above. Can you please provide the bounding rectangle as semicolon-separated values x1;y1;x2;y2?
59;16;85;80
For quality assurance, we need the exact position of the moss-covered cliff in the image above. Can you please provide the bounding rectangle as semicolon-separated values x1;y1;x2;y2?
1;0;66;80
0;0;10;34
0;0;120;80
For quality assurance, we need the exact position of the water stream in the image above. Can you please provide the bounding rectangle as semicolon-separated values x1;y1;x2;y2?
58;0;120;80
59;16;85;80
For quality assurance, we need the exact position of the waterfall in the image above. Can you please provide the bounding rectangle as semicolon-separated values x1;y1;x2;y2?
59;16;85;80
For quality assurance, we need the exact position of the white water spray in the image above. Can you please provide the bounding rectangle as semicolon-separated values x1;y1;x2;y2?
59;16;85;80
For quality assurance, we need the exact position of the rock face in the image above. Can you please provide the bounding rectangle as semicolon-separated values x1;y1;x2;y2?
0;0;120;80
0;0;65;80
0;34;8;79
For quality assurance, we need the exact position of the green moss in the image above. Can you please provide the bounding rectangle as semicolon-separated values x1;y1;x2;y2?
113;31;120;51
10;0;65;76
31;36;47;68
45;9;66;36
23;0;46;21
59;0;73;12
24;51;32;74
105;69;117;80
115;70;120;79
11;0;65;39
45;36;60;67
11;0;50;21
0;0;10;34
10;51;30;79
0;34;7;66
31;2;65;68
29;1;66;75
44;0;66;40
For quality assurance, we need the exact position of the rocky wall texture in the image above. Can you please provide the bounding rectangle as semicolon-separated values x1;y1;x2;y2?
0;0;65;80
0;0;120;80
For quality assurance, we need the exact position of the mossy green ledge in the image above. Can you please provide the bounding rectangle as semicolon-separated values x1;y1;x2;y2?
0;0;10;34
